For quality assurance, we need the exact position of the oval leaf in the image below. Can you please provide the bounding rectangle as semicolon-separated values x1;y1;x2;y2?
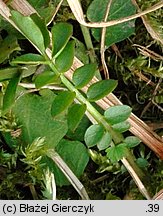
55;40;75;73
12;89;68;147
97;132;112;151
106;143;128;163
87;79;117;101
12;54;46;65
84;124;105;148
112;121;130;133
30;13;50;49
0;66;36;82
136;158;149;169
2;73;21;114
52;22;73;58
35;71;60;88
49;139;89;186
11;11;45;53
87;0;136;47
68;104;86;132
104;105;132;125
124;136;141;148
51;91;75;117
0;68;19;82
72;63;97;89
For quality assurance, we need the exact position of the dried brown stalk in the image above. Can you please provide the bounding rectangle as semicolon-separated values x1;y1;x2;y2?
132;0;163;46
69;57;163;159
121;158;151;199
133;44;163;61
67;0;163;28
100;0;113;79
1;0;162;199
10;0;38;16
153;189;163;200
48;150;90;200
1;0;163;158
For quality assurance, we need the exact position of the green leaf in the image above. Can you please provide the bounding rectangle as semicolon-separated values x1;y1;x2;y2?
66;115;91;142
51;91;75;117
11;54;46;65
87;79;117;101
11;10;45;53
97;132;112;150
112;121;130;133
38;5;57;25
68;104;86;132
136;158;149;169
12;89;68;147
27;0;49;8
106;143;128;163
48;139;89;186
21;65;38;78
84;124;105;147
35;71;60;88
0;35;21;64
0;66;38;82
87;0;136;47
74;38;89;64
0;67;19;81
72;64;96;89
30;13;50;49
51;22;73;58
55;40;75;73
104;105;132;125
124;136;141;148
2;72;21;114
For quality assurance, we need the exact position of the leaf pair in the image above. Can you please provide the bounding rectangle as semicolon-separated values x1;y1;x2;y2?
51;90;87;133
11;11;50;54
84;124;112;150
51;22;75;73
73;64;118;101
106;136;141;163
104;105;132;133
11;20;75;87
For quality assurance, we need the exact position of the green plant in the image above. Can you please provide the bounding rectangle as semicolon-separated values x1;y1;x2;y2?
0;0;162;200
0;9;147;197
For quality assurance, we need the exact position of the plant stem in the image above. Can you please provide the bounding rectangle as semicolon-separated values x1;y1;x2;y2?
126;149;145;179
80;24;96;64
47;57;123;143
46;55;145;180
61;74;123;144
80;25;101;79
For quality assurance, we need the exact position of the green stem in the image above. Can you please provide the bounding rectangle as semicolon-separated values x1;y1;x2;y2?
80;25;96;64
46;55;144;181
60;74;123;144
80;25;101;80
126;149;145;179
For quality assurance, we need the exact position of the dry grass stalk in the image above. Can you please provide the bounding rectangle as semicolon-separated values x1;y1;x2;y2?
10;0;38;16
67;0;163;28
133;44;163;61
48;150;90;200
70;57;163;158
100;0;113;79
132;0;163;46
0;0;159;199
3;0;162;160
152;189;163;200
121;158;151;199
